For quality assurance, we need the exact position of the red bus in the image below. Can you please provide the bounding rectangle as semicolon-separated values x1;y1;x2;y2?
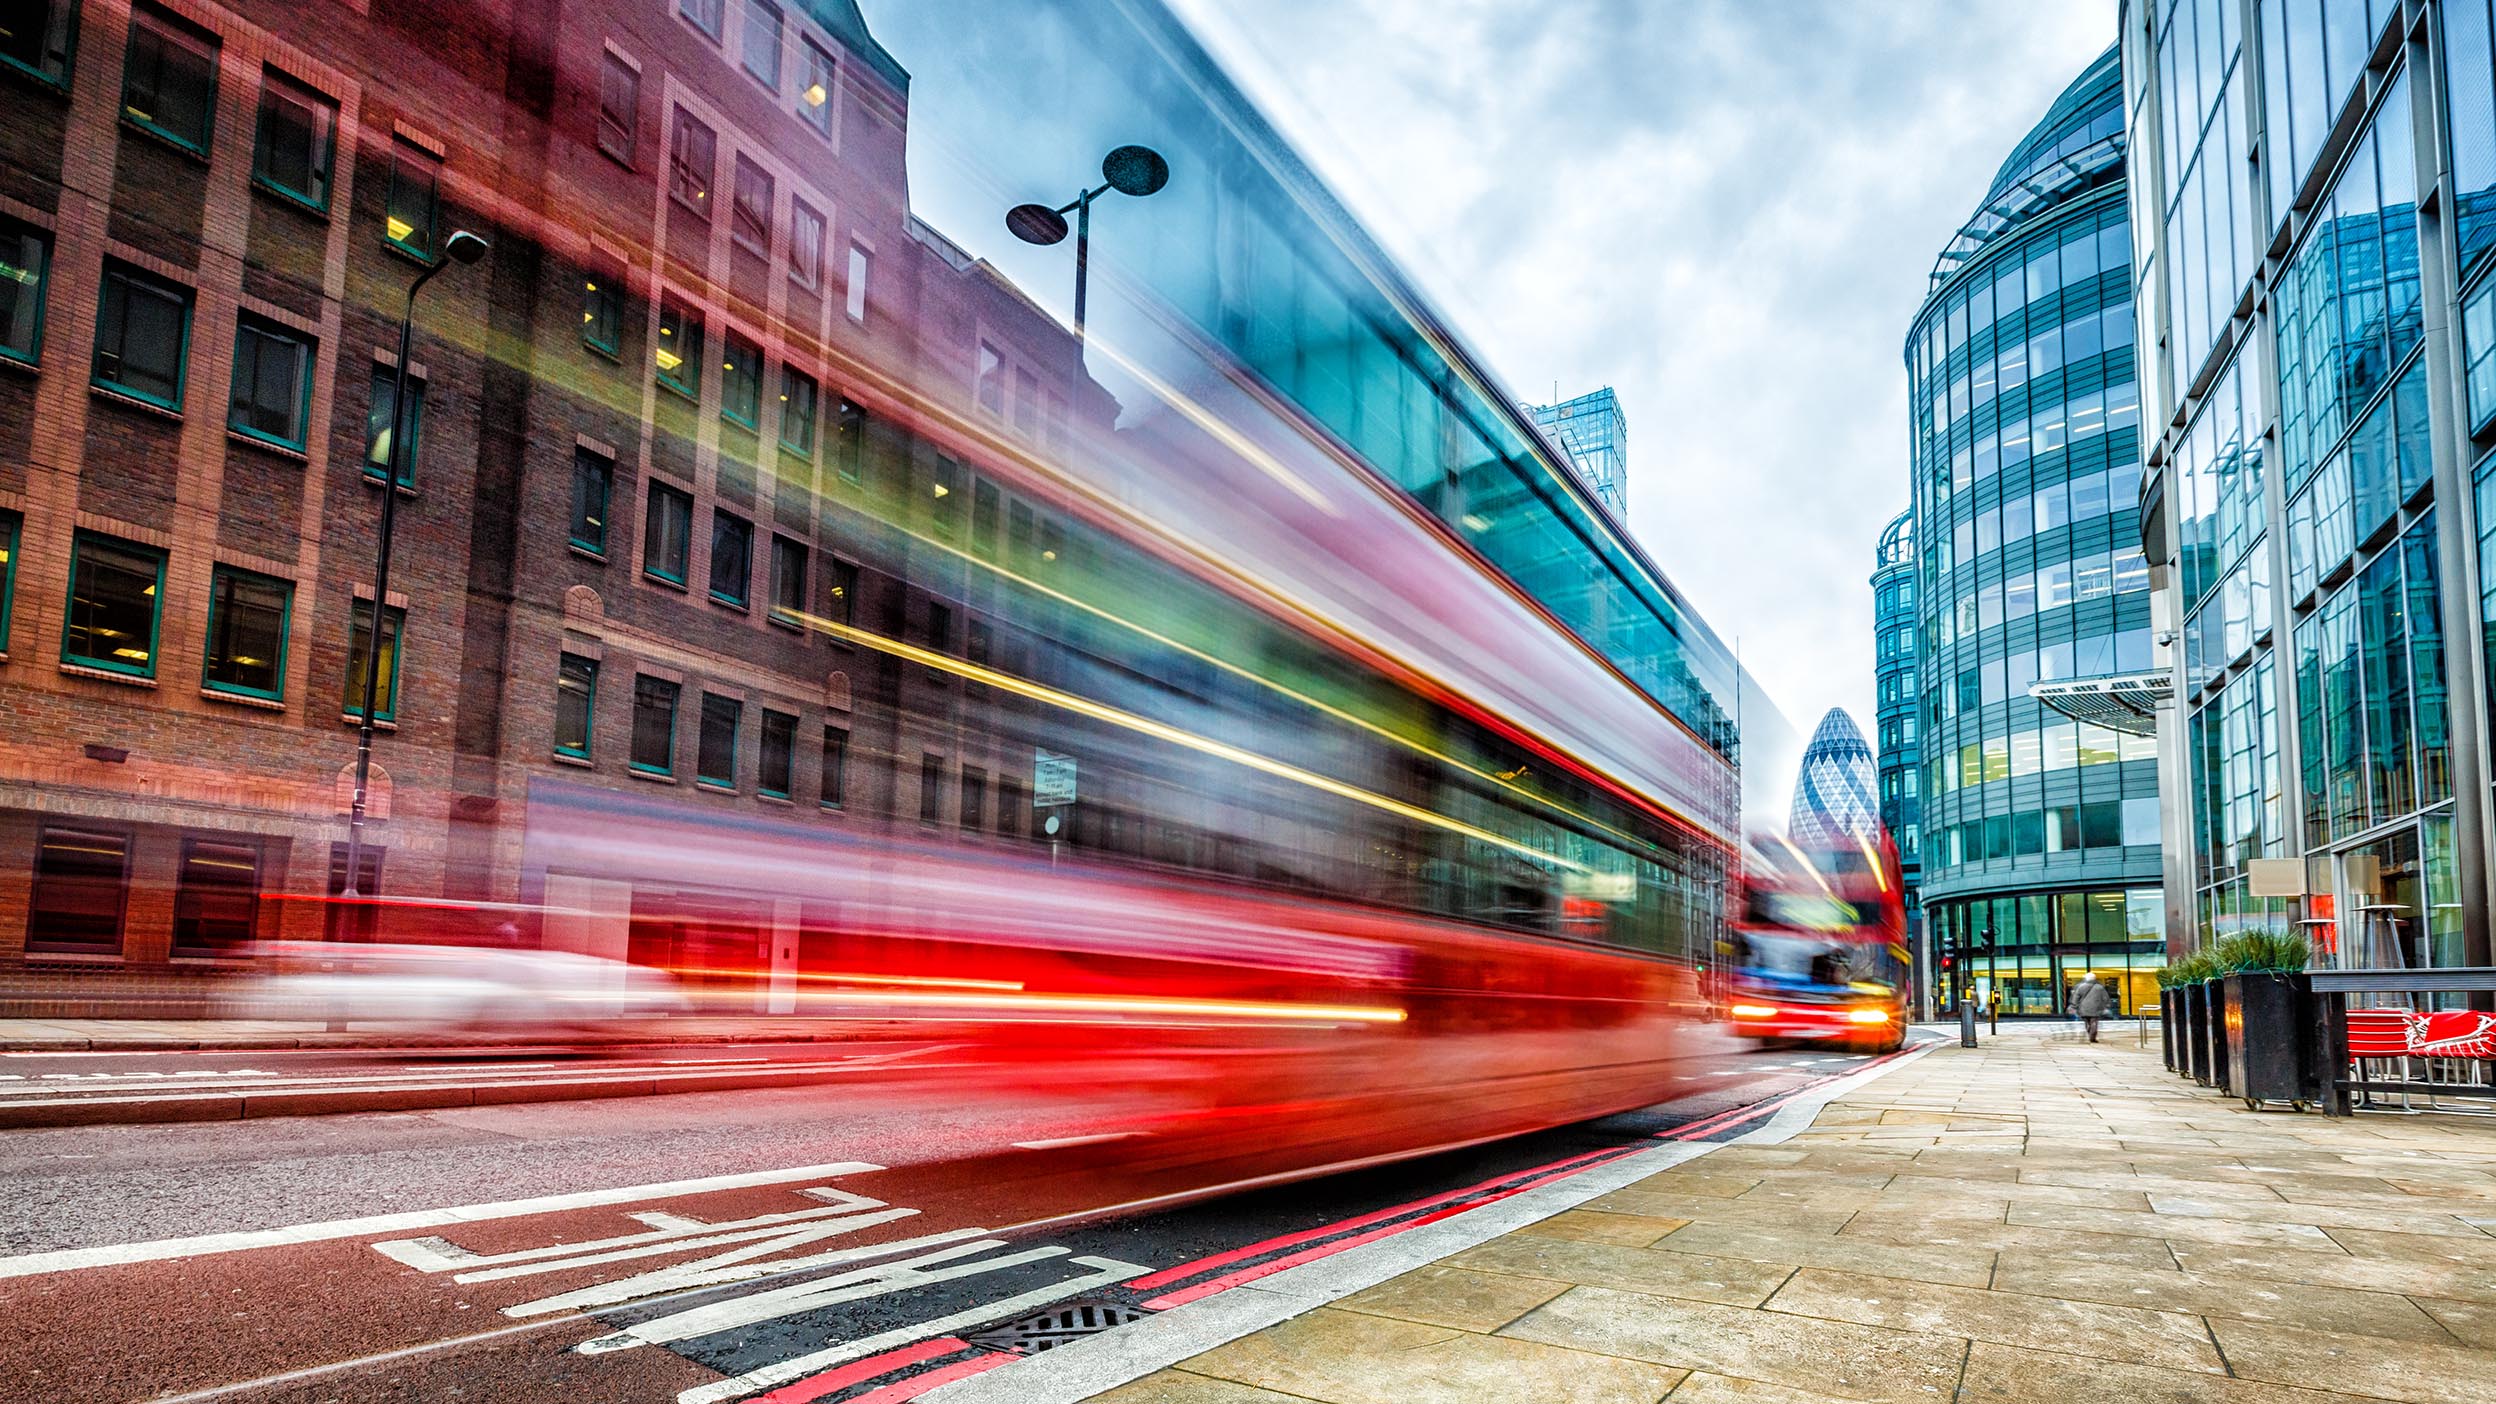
1724;831;1910;1052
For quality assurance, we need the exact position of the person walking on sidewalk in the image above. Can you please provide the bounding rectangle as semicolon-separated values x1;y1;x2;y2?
2066;972;2113;1042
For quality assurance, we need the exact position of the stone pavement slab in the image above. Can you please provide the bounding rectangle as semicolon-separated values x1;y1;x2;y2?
1092;1026;2496;1403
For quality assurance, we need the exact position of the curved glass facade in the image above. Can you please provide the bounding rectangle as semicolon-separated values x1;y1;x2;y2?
1904;49;2166;1016
1871;509;1923;1001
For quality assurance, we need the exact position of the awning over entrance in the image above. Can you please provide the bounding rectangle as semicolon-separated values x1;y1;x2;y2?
2028;672;2170;737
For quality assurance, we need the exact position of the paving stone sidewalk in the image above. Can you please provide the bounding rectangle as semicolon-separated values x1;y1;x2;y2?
1091;1024;2496;1403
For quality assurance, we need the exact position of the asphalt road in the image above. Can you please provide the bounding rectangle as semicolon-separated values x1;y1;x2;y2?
0;1031;1903;1404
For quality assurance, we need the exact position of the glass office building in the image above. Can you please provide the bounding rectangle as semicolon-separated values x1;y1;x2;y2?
2124;0;2491;973
1906;48;2169;1016
1871;509;1927;1007
1527;388;1631;519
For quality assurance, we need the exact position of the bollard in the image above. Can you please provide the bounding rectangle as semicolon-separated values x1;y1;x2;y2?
1959;996;1978;1048
1989;998;2001;1036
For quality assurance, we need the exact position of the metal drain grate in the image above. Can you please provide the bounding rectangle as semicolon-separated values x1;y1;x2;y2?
964;1299;1149;1355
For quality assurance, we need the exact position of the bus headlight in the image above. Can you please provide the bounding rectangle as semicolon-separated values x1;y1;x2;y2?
1730;1004;1778;1019
1846;1007;1892;1024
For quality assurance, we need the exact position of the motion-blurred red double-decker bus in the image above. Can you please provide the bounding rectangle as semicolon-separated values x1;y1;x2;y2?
1723;831;1910;1052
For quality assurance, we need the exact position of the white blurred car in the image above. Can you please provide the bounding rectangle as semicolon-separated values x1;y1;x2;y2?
219;942;688;1029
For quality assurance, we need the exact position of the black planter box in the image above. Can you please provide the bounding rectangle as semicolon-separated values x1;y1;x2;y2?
2160;998;2178;1071
2181;983;2209;1082
2202;979;2232;1094
2221;971;2317;1108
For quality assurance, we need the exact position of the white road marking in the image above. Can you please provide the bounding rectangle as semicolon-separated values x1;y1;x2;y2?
675;1252;1149;1404
1012;1132;1145;1151
0;1161;883;1280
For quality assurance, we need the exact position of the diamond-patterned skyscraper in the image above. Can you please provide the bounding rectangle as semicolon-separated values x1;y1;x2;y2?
1789;709;1879;851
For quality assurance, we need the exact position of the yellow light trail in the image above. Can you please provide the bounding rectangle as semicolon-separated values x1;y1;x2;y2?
794;611;1593;875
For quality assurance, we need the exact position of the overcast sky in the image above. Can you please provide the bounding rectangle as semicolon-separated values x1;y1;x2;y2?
1166;0;2119;756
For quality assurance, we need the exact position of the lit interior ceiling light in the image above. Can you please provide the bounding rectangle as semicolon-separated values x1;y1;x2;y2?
386;217;414;242
804;84;827;107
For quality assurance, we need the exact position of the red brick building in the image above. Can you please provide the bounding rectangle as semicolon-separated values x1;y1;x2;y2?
0;0;1111;1011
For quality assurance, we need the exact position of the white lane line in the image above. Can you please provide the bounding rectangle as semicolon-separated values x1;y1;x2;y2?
0;1161;884;1280
1011;1132;1145;1151
920;1044;1938;1404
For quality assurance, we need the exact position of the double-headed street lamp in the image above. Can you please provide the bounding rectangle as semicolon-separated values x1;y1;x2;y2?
341;228;491;910
1005;144;1169;349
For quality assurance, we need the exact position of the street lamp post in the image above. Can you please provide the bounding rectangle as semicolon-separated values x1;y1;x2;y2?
341;229;491;918
1005;144;1170;350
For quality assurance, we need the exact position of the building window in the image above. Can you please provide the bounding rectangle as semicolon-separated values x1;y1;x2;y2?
709;509;752;606
669;108;715;216
122;4;217;154
828;558;858;626
779;366;818;455
596;50;638;166
845;243;870;322
344;599;404;722
555;652;596;758
93;262;191;409
730;156;773;254
0;221;48;366
740;0;780;86
364;367;423;486
0;509;17;655
0;0;76;86
678;0;723;40
975;341;1004;416
656;298;702;398
997;774;1023;839
770;534;806;622
789;199;824;290
203;565;290;700
759;707;795;797
570;447;612;554
698;692;740;786
384;138;443;261
28;827;130;955
835;396;865;482
644;481;693;584
797;39;833;135
631;675;678;774
820;724;848;808
582;266;621;356
253;69;337;210
228;315;314;450
172;838;261;957
721;331;761;427
926;600;953;657
960;765;986;831
62;532;165;677
919;751;943;825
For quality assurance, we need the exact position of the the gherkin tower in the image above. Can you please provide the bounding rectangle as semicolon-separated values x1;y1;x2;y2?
1790;709;1879;851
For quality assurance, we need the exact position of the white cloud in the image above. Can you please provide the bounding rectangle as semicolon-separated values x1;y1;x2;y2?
1168;0;2118;765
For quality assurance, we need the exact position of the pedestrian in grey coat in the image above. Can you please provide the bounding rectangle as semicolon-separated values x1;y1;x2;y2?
2066;973;2114;1042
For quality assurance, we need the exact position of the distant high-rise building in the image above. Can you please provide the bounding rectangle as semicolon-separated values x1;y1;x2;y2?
1872;509;1924;1010
1789;710;1881;852
1528;388;1629;516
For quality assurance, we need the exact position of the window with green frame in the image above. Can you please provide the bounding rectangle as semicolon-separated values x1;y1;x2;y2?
229;315;315;450
555;652;597;758
697;692;740;786
122;3;218;153
62;532;166;677
203;565;291;700
365;366;423;486
759;708;794;798
709;509;751;607
0;0;77;87
631;674;679;774
721;332;761;428
779;366;817;455
93;262;192;409
0;221;50;366
343;599;405;722
582;266;622;357
0;509;18;654
645;481;692;584
252;68;337;211
384;138;442;261
570;446;613;554
656;298;702;398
